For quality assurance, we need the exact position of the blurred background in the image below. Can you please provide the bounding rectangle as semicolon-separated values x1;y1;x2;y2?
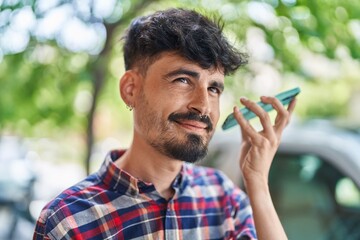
0;0;359;239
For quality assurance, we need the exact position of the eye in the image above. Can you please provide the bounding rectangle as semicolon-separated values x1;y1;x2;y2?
208;86;221;95
174;77;189;84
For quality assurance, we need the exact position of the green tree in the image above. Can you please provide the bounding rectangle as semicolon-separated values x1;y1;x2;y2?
0;0;158;174
221;0;360;117
1;0;359;173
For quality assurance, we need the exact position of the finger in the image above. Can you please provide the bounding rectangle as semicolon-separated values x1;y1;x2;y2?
274;97;297;128
233;106;259;142
240;97;274;136
260;96;289;130
283;98;297;126
287;98;297;114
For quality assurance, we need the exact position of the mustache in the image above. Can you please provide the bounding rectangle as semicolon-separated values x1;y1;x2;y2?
168;112;213;132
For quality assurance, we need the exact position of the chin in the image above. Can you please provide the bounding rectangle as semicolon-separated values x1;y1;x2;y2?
166;133;209;163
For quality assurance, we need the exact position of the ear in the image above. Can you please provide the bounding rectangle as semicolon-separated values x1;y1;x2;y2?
119;70;141;108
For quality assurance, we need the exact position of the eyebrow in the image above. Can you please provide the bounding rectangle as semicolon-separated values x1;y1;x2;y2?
163;68;199;79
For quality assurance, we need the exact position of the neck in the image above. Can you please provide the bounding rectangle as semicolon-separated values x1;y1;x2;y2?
115;135;183;200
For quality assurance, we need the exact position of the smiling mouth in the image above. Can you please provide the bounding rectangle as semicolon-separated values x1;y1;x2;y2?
174;120;208;132
168;112;213;133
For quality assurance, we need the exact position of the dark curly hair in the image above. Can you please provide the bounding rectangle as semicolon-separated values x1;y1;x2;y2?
122;8;248;76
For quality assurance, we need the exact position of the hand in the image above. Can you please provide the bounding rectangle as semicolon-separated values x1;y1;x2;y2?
233;95;297;186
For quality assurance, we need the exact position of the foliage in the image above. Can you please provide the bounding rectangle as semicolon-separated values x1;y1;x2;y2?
0;0;359;170
215;0;360;118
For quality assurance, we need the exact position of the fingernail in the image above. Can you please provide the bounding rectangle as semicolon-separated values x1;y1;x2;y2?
240;97;248;102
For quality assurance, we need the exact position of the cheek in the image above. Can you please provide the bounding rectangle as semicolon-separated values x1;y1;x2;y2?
158;95;188;116
146;83;185;108
210;99;220;122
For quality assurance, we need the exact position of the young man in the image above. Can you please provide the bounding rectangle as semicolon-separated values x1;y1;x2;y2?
34;8;295;240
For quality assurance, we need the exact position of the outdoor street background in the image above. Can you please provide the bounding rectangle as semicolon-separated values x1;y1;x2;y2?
0;0;360;239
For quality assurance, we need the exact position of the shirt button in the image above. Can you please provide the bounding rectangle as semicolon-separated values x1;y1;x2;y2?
130;188;138;196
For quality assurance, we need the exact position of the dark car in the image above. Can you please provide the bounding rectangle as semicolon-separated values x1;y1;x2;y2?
202;119;360;240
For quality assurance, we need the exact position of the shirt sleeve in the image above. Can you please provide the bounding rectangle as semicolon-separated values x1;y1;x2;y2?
218;170;257;240
232;189;257;240
33;213;52;240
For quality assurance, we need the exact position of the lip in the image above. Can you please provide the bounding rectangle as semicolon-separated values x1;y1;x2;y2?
175;120;208;132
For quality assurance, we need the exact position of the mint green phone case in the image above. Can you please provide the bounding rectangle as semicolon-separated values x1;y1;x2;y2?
222;87;300;130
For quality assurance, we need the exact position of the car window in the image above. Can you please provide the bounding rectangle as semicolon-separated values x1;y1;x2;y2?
269;153;360;240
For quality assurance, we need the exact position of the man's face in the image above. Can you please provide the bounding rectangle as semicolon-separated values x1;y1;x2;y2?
133;52;224;163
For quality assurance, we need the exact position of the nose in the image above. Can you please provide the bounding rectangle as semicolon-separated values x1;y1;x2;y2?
187;87;210;116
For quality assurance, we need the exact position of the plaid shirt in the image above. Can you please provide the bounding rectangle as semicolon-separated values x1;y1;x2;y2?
33;150;257;240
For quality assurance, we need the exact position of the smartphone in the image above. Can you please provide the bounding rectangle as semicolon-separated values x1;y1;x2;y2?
221;87;300;130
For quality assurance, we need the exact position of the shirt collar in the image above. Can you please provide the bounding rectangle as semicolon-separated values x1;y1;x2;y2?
97;150;189;197
97;150;156;196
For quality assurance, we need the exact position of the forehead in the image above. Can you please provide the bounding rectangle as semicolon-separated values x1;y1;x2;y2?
144;52;225;80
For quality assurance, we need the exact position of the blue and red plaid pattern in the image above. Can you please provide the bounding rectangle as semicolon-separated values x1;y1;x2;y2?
33;150;257;240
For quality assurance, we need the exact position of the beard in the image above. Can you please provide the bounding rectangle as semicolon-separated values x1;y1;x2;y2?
135;90;214;163
150;111;213;163
151;132;208;163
